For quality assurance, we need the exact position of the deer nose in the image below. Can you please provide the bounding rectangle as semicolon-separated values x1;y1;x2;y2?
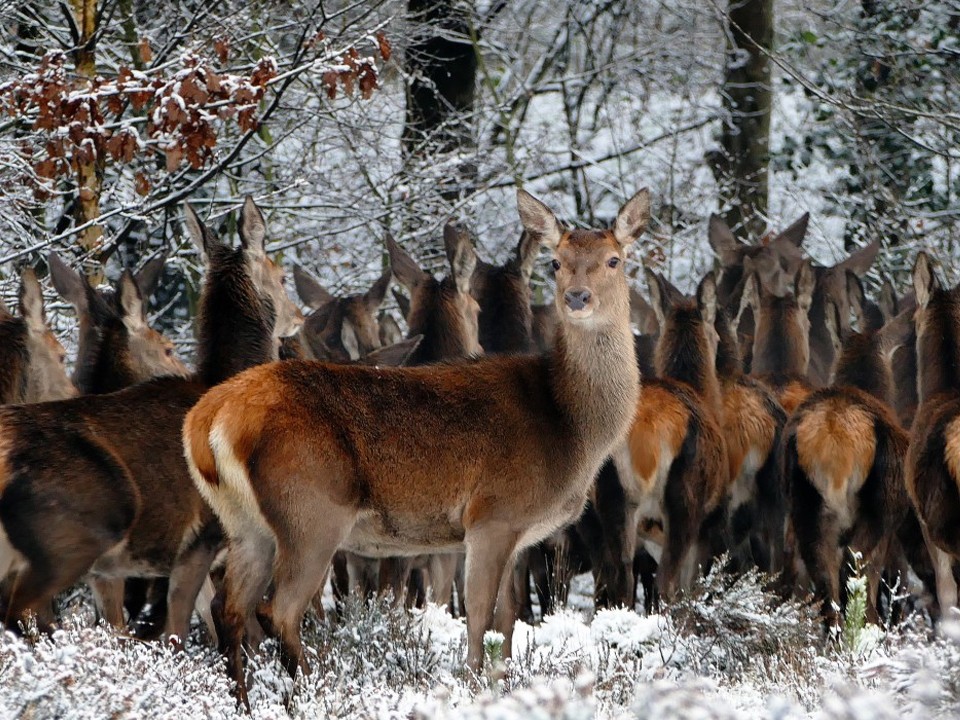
564;288;592;311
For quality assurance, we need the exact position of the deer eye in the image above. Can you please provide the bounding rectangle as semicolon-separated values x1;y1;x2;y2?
551;259;561;272
607;257;621;269
165;347;174;358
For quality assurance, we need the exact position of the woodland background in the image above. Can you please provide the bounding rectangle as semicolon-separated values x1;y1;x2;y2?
0;0;957;350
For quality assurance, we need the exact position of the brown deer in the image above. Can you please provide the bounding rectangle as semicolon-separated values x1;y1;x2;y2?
47;253;177;395
183;187;648;706
603;271;727;610
709;213;808;372
906;252;960;616
712;301;787;573
0;268;76;405
805;241;881;388
291;264;391;362
46;252;187;633
0;197;301;643
740;259;817;414
785;273;913;626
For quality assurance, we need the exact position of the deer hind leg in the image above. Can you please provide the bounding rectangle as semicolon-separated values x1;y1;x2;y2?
511;549;534;623
90;577;126;628
427;553;459;610
262;515;355;683
464;523;520;673
220;531;277;710
927;536;959;619
164;539;221;647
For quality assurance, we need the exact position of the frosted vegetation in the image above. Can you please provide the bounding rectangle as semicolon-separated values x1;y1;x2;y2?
3;566;960;719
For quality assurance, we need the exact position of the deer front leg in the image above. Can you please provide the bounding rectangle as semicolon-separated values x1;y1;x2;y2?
464;523;519;673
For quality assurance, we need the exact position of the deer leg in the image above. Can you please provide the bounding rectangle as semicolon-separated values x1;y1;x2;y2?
195;576;218;646
493;551;519;661
428;554;458;610
463;523;519;673
454;554;466;618
511;549;534;623
90;577;126;628
929;540;958;618
164;541;220;647
220;532;276;711
378;556;412;606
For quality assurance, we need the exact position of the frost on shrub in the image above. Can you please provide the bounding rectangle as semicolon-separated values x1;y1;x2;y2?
663;560;822;687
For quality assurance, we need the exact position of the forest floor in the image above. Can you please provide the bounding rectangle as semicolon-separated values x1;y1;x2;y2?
1;566;958;720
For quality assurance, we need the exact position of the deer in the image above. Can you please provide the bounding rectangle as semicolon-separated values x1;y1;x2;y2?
0;197;301;645
290;264;391;362
712;300;788;573
183;187;648;707
45;252;187;633
740;259;817;415
0;268;76;405
708;213;808;372
621;270;728;599
370;226;483;611
905;252;960;618
784;271;915;627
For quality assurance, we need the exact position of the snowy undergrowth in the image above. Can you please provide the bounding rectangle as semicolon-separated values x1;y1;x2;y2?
2;569;960;720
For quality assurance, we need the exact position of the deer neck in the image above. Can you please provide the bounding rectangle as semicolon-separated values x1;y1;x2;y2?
550;314;639;458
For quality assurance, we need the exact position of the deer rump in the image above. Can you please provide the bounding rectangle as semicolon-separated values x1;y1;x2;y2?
0;377;212;624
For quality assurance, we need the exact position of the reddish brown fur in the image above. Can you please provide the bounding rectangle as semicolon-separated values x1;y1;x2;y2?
185;188;649;706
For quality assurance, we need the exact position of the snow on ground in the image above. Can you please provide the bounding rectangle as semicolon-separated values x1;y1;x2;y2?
2;566;960;719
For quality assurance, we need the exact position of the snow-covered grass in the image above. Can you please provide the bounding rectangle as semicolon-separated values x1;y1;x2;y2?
2;567;959;719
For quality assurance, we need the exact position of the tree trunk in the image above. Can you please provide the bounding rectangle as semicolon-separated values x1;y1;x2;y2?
402;0;477;159
712;0;773;242
69;0;104;279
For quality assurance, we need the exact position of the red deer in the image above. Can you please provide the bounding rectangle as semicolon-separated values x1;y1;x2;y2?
906;252;960;616
709;213;808;372
47;253;177;395
46;252;187;633
291;264;391;362
0;197;301;643
712;302;787;573
609;270;728;606
740;260;816;415
805;242;881;387
183;187;649;706
785;273;913;626
0;268;76;405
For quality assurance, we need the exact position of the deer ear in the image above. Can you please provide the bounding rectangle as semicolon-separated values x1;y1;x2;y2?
707;214;743;267
697;271;718;327
392;287;411;320
517;189;564;250
135;253;167;304
795;261;815;315
183;203;221;258
913;252;936;309
629;285;659;335
824;298;843;356
48;251;87;314
773;212;809;247
238;196;267;257
736;271;760;329
643;268;668;331
846;271;866;331
838;239;880;277
386;235;427;294
118;269;147;330
364;269;392;313
516;231;540;284
878;278;898;321
444;222;476;295
18;268;45;331
378;311;404;347
293;264;335;310
360;335;423;367
613;188;650;250
877;307;914;361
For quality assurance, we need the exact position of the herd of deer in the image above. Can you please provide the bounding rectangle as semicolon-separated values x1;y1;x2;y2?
1;188;959;709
